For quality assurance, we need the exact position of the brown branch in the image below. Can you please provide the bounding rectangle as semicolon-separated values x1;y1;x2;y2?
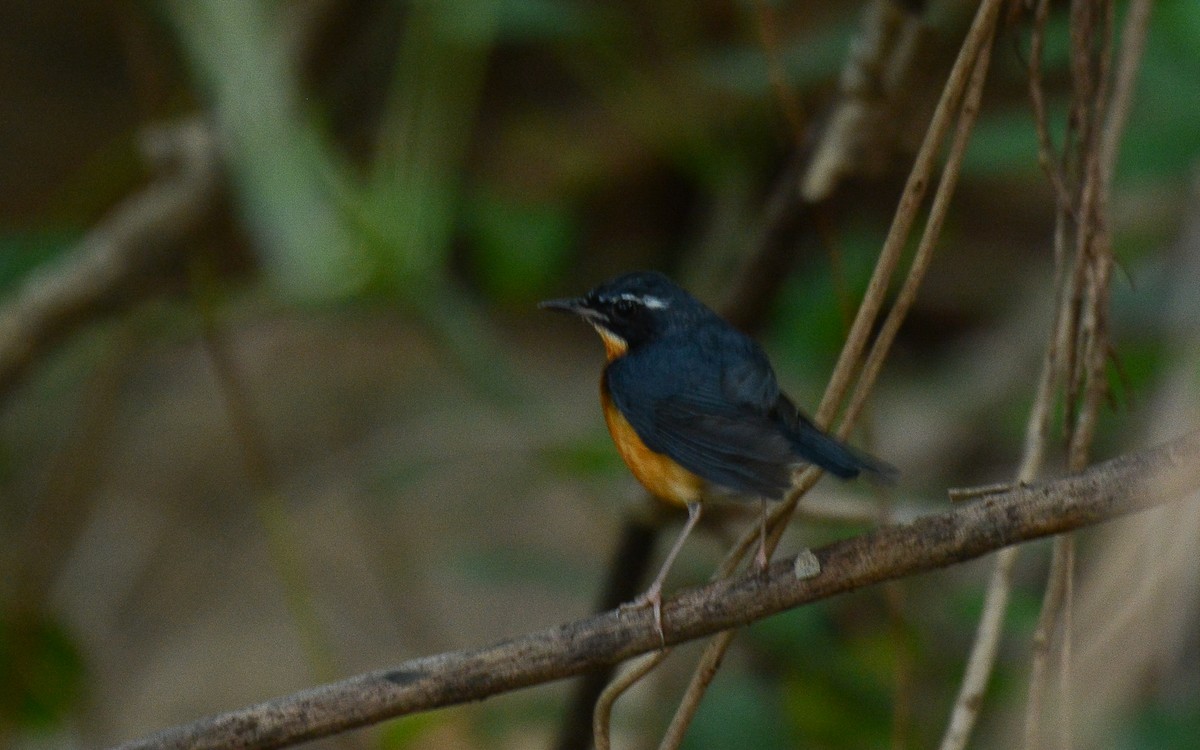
0;118;220;403
113;428;1200;750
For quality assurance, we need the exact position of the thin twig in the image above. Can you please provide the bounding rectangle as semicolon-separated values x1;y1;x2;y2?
818;0;1005;430
1023;536;1073;748
823;28;1000;740
937;276;1065;749
656;629;735;750
113;428;1200;750
1096;0;1152;197
838;7;996;438
1028;0;1072;212
948;482;1015;503
556;508;663;750
593;651;670;750
1057;535;1076;750
938;546;1019;750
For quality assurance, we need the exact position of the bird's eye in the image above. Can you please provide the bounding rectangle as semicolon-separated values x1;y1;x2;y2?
613;298;636;316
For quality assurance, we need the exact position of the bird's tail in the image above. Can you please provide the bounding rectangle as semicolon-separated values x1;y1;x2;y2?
796;429;898;483
787;410;898;484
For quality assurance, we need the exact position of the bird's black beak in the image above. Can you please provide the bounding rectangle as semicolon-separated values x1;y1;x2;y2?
538;296;603;322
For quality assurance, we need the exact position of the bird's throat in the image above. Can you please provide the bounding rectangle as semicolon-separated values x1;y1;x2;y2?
591;324;629;361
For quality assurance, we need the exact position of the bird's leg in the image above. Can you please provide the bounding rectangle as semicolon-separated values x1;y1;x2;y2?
625;500;702;647
754;497;770;572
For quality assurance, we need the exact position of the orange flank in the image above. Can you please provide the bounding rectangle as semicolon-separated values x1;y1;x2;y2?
601;381;704;508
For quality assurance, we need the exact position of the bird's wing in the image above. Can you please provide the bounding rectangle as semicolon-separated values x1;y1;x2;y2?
608;330;898;490
649;401;799;498
606;336;798;498
710;328;897;483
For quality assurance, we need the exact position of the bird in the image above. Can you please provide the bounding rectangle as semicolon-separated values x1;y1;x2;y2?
540;270;895;642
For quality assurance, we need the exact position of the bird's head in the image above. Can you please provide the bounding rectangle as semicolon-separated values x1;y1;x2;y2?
539;271;704;359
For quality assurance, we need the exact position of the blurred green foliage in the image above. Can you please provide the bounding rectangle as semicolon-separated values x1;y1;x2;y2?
464;190;577;304
766;221;889;385
1119;0;1200;184
1118;700;1200;750
0;614;85;730
375;711;444;750
0;232;78;296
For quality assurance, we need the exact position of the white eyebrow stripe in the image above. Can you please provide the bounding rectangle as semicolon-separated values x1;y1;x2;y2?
616;293;669;309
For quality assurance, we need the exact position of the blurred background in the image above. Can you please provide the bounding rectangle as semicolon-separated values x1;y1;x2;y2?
2;0;1199;748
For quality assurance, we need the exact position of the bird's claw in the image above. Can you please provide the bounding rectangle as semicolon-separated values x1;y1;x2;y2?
754;543;770;573
622;587;667;648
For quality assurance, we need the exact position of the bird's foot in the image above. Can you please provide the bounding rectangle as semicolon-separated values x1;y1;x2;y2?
754;542;771;573
622;584;666;648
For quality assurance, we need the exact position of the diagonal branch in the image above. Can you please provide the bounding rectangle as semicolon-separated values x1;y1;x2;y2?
0;118;220;402
113;428;1200;750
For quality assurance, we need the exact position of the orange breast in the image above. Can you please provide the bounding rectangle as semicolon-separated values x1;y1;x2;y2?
601;381;704;507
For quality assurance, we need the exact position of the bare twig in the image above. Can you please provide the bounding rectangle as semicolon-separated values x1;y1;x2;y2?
1057;535;1076;750
936;21;1095;730
1023;8;1118;731
555;508;663;750
948;482;1015;502
938;313;1069;750
1096;0;1152;197
938;545;1020;750
0;119;219;403
112;429;1200;750
1023;535;1074;748
817;0;1004;429
657;627;736;750
1028;0;1072;212
593;651;669;750
837;5;996;437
